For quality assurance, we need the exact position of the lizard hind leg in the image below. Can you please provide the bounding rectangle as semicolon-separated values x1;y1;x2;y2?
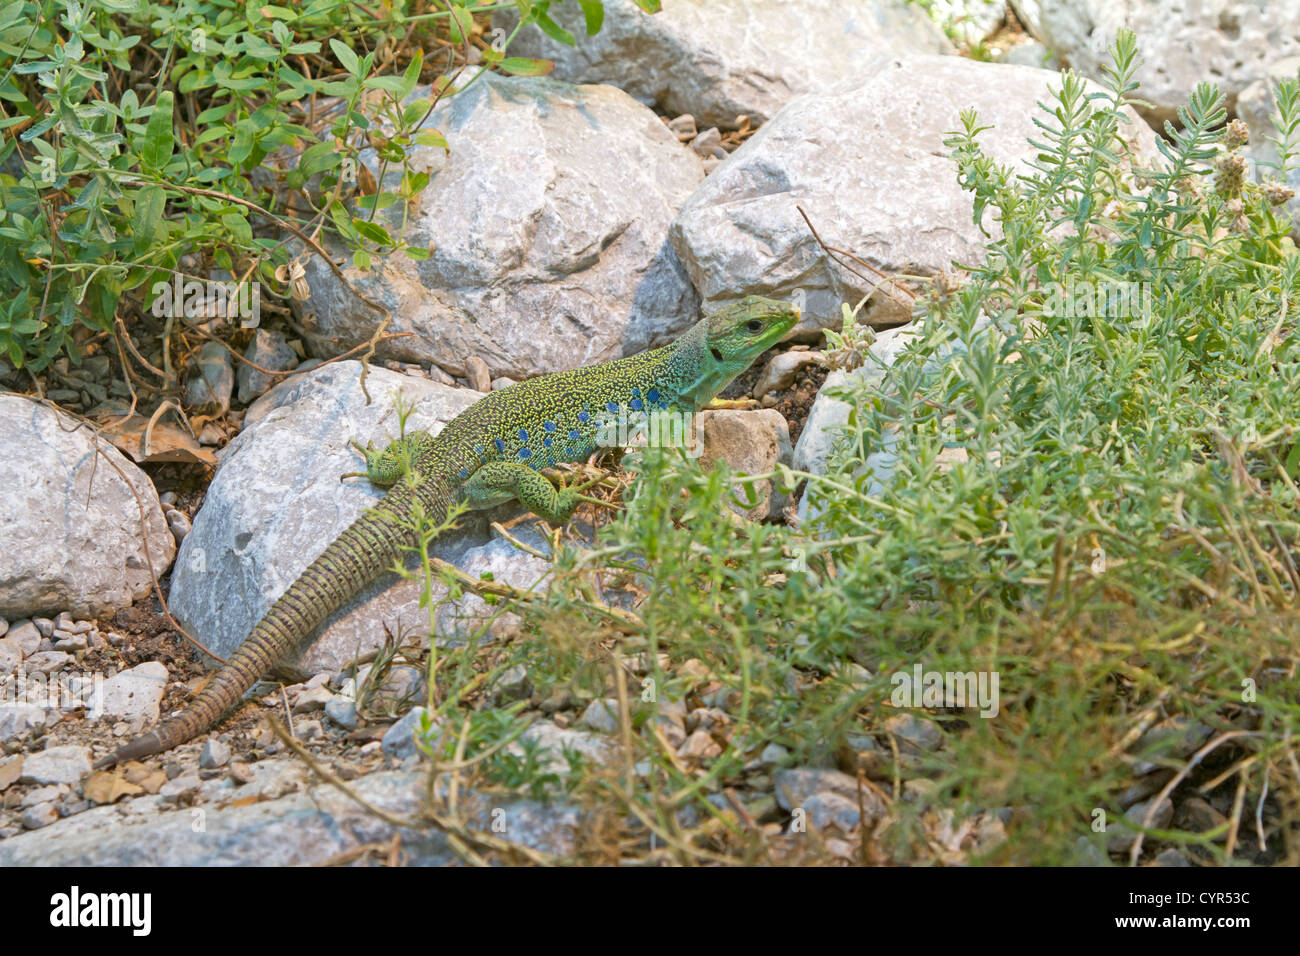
342;431;435;487
461;461;583;524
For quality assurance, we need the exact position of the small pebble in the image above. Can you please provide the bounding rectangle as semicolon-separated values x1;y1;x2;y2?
465;356;492;393
199;739;231;769
20;802;59;830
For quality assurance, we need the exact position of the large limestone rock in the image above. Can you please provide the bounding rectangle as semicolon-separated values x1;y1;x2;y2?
0;395;175;618
301;74;703;382
1026;0;1300;124
0;769;582;865
499;0;952;128
168;362;555;676
793;316;991;523
670;55;1160;332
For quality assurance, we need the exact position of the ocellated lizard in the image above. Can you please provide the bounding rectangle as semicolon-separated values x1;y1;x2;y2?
98;295;798;766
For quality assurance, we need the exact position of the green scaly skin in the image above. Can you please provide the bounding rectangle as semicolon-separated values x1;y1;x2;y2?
97;295;799;767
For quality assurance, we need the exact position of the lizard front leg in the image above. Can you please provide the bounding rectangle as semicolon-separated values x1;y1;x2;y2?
460;461;601;524
342;431;435;487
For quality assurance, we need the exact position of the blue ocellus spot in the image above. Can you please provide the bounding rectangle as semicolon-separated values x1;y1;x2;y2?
458;468;469;479
629;398;643;411
577;410;590;423
544;420;557;432
494;437;505;453
606;402;618;414
473;444;484;455
569;429;581;441
518;427;529;442
543;436;553;448
647;388;660;403
519;447;532;459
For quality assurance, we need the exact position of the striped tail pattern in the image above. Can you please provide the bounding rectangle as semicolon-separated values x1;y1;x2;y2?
95;480;446;768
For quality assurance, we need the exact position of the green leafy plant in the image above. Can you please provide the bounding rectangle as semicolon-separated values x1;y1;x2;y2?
0;0;637;374
411;29;1300;865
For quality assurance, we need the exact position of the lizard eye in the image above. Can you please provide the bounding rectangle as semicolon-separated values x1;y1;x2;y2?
746;319;764;334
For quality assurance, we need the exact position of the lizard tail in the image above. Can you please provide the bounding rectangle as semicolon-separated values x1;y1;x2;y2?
95;491;427;768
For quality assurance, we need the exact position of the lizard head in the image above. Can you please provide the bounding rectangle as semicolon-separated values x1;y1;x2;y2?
703;295;800;369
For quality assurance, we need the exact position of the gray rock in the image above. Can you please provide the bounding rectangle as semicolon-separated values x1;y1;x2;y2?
185;341;234;414
696;408;794;520
20;745;91;785
6;621;40;657
689;126;723;158
199;739;231;769
1108;797;1174;854
20;802;59;830
158;771;202;799
490;663;531;703
885;712;945;752
362;664;425;708
500;0;952;127
792;318;992;520
753;350;821;399
0;770;581;865
237;329;298;404
435;526;555;643
1030;0;1300;126
291;685;333;714
0;704;46;741
1133;718;1212;775
464;356;492;394
509;719;615;776
0;637;21;673
54;612;92;633
94;662;167;723
20;783;69;807
579;698;621;734
997;38;1057;69
670;55;1160;331
0;395;176;619
677;729;722;760
1152;848;1192;867
775;767;853;806
165;508;191;543
776;767;887;826
323;696;358;730
32;617;53;638
667;114;697;140
23;650;70;674
302;75;703;382
800;791;864;832
381;706;442;761
292;717;323;741
168;362;486;676
1071;835;1109;866
52;631;87;651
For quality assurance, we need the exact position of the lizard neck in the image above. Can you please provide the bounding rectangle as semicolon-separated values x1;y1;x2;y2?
662;319;746;412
